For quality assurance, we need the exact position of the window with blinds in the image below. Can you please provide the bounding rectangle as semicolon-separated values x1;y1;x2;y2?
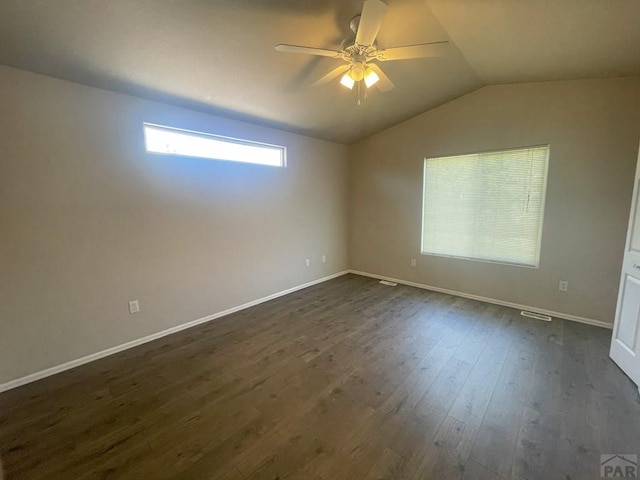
421;145;549;267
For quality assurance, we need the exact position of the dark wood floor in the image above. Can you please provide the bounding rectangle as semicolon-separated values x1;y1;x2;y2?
1;274;639;479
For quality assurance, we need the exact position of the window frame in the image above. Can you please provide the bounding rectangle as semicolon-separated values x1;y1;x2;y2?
143;122;287;168
420;144;550;269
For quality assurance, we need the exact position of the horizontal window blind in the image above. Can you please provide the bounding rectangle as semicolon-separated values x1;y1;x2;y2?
422;145;549;267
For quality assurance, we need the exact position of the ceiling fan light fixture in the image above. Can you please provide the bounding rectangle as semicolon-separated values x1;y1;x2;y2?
364;68;380;88
350;64;365;81
340;73;355;90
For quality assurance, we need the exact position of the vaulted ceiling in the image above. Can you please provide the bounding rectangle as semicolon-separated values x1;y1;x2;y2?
1;0;639;143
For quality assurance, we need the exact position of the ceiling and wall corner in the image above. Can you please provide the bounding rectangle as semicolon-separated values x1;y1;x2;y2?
1;0;638;144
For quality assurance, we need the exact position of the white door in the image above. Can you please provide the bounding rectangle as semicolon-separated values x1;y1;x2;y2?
611;142;640;389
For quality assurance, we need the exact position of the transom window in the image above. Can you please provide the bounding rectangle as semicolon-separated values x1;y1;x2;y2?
143;123;286;167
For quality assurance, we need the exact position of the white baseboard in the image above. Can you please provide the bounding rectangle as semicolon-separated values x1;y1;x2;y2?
0;271;349;394
1;268;611;393
349;269;613;330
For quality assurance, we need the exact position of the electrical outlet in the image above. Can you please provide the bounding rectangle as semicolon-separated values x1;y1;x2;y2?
411;259;417;267
322;255;326;263
305;258;310;267
559;280;568;292
128;300;140;314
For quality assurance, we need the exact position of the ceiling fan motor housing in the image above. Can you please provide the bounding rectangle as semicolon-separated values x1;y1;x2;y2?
341;36;377;57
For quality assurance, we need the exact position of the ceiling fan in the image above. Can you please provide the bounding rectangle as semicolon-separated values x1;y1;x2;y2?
275;0;449;96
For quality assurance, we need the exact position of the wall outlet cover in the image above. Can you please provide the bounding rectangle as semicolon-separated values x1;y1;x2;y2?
128;300;140;314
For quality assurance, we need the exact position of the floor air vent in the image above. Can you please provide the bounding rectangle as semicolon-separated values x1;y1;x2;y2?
521;311;552;322
379;280;398;287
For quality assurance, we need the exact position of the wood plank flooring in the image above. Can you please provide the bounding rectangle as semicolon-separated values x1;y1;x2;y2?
1;274;639;479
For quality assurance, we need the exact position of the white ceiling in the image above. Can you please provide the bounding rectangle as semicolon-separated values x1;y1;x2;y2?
0;0;639;144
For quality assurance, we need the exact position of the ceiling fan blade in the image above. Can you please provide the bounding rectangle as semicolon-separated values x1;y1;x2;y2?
355;0;388;47
311;64;351;86
275;44;342;58
377;41;450;61
368;64;394;92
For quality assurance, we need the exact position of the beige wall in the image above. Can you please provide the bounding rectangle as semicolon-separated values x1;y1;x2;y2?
349;77;640;325
2;68;639;387
0;66;349;385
